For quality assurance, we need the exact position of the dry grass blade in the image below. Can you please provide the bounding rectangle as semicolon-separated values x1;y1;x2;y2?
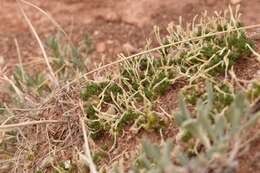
79;101;98;173
2;75;24;101
14;38;25;81
247;43;260;62
0;120;66;131
19;0;68;39
17;0;59;87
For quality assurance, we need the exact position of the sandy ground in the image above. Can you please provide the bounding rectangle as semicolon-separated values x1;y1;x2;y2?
1;0;260;70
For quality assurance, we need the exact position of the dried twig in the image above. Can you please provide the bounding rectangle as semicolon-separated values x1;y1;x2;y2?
0;120;66;131
79;101;98;173
19;0;68;38
17;0;59;87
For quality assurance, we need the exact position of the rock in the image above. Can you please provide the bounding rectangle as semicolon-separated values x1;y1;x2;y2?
118;0;152;27
95;42;106;53
96;10;120;23
231;0;242;4
106;40;114;45
104;11;119;22
93;30;100;36
123;42;137;53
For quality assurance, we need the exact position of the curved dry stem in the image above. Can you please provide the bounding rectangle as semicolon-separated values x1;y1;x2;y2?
0;120;66;131
79;101;98;173
19;0;68;38
17;0;59;87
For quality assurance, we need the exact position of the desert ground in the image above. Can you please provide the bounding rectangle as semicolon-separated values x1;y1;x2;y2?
0;0;260;173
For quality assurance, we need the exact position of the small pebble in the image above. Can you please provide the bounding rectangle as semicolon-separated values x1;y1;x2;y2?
104;11;119;22
106;40;114;45
95;42;106;53
93;30;100;36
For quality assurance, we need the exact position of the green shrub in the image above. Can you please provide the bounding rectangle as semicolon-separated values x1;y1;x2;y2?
115;83;260;173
